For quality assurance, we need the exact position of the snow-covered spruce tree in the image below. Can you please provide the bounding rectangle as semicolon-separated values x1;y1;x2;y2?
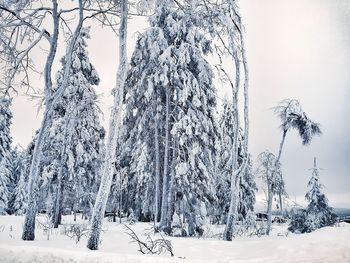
162;6;217;236
215;100;256;226
12;171;27;215
60;27;103;220
0;158;10;214
119;84;160;221
7;149;26;214
120;5;217;236
0;96;13;163
289;158;336;233
0;96;13;214
40;115;65;222
164;5;217;236
43;27;104;226
117;6;169;222
107;163;128;223
237;158;257;223
213;100;233;224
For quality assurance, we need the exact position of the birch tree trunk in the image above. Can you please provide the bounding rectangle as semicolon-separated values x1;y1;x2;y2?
22;109;52;240
159;88;170;229
223;47;240;241
223;11;250;240
87;0;128;250
22;0;84;240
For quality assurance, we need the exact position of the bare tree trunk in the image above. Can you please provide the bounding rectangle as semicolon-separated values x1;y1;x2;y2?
223;46;241;241
159;88;170;229
165;140;176;233
23;0;84;240
274;130;287;221
21;0;59;241
119;173;123;224
154;98;161;227
53;175;64;228
266;183;273;235
279;195;283;217
53;119;71;228
276;130;287;163
22;109;51;240
87;0;128;250
224;11;250;240
43;3;59;101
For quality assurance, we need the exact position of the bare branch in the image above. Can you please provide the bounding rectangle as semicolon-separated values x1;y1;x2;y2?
0;5;51;41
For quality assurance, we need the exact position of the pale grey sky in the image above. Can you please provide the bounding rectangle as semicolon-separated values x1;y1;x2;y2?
8;0;350;207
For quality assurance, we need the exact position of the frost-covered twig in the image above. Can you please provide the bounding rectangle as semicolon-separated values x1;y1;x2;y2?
62;223;90;244
123;224;174;257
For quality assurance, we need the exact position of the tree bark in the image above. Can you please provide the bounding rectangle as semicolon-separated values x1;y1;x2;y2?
53;119;71;228
53;174;64;228
165;140;176;233
22;108;51;240
159;88;170;229
87;0;128;250
266;183;273;235
154;97;161;227
223;46;240;241
275;130;287;220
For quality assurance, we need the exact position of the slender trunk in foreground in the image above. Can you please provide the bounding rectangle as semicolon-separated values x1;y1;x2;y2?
87;0;128;250
22;109;51;240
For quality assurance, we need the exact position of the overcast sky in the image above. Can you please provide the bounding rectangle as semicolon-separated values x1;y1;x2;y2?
8;0;350;208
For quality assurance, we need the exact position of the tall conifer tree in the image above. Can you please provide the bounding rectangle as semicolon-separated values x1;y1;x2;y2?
120;4;218;235
0;96;13;214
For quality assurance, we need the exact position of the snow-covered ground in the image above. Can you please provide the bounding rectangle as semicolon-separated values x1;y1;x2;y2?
0;215;349;263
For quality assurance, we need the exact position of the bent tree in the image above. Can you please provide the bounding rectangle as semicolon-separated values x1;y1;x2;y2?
265;99;322;234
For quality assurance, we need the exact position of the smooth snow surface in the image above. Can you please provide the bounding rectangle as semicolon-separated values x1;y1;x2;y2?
0;215;349;263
